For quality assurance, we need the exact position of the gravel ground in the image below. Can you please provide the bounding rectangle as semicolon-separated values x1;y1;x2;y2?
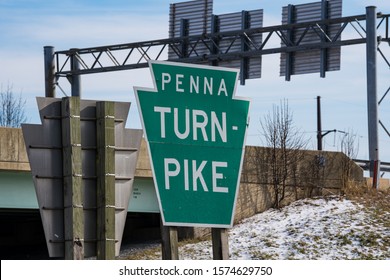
119;241;161;258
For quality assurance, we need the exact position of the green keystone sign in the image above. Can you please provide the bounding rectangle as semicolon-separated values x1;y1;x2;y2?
134;61;250;228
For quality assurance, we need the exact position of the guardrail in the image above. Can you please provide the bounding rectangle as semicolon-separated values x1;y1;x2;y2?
353;159;390;173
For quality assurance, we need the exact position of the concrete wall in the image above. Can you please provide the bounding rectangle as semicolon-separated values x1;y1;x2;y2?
234;146;365;223
0;127;365;226
0;127;151;177
0;127;30;171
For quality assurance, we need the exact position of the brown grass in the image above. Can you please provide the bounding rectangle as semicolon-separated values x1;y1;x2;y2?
344;180;390;212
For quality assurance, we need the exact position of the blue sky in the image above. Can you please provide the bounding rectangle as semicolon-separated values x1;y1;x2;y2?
1;0;390;172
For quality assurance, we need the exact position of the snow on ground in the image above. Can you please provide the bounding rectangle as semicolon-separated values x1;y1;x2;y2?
178;196;390;260
123;196;390;260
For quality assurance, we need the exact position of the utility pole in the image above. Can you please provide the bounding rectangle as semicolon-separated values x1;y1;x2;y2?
317;96;340;151
317;96;322;150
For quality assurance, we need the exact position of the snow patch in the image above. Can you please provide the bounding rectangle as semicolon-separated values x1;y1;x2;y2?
178;197;390;260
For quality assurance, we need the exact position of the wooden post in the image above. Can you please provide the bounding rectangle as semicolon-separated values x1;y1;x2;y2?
96;101;116;260
161;221;179;260
212;228;229;260
62;97;84;260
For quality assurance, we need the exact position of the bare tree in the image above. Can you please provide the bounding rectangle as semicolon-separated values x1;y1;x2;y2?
0;83;27;127
339;129;360;191
260;100;308;209
340;129;359;160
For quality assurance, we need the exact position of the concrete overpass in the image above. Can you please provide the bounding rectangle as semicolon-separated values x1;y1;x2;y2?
0;126;368;258
0;127;158;213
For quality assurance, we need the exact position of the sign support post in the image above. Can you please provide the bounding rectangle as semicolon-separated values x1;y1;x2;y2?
161;222;179;260
62;96;84;260
96;101;116;259
212;228;229;260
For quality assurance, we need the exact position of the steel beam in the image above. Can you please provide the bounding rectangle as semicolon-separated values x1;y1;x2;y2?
240;10;250;85
366;6;380;188
44;46;56;98
320;0;329;78
70;49;81;97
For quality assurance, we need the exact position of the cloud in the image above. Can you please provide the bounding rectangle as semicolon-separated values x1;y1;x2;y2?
2;0;390;165
0;4;169;116
1;13;168;51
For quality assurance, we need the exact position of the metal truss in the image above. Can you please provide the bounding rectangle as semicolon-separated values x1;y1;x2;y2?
378;39;390;140
53;13;390;78
44;9;390;181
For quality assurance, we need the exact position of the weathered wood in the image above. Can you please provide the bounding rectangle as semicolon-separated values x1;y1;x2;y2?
96;101;116;260
212;228;229;260
161;222;179;260
62;97;84;260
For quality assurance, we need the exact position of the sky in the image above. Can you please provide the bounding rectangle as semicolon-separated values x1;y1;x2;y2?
1;0;390;175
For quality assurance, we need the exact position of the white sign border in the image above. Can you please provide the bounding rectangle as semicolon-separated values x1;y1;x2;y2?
134;60;251;228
